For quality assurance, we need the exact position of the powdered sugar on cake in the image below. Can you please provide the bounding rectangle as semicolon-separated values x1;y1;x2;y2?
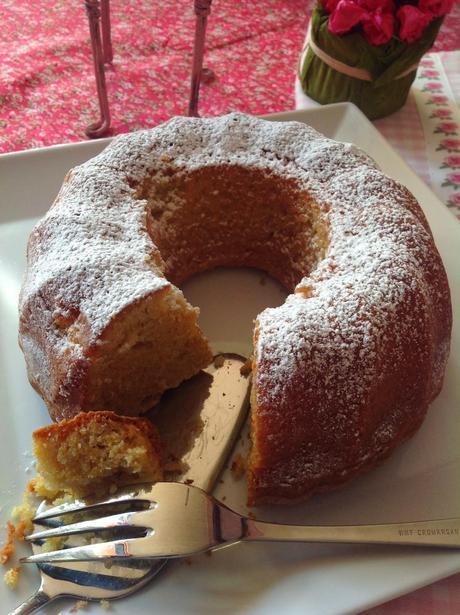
21;111;447;396
19;113;451;500
21;112;382;346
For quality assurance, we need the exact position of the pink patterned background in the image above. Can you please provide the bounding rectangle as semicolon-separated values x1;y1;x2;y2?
0;0;459;153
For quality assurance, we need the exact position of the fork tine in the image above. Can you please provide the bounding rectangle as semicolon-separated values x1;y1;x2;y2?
33;490;152;522
26;511;149;542
20;536;152;564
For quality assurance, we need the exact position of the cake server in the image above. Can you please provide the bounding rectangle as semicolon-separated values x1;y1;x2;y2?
10;353;251;615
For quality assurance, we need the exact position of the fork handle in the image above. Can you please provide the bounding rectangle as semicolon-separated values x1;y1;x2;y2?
244;517;460;548
9;588;53;615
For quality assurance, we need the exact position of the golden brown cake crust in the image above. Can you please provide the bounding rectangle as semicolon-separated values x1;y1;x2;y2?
33;410;161;446
19;113;452;505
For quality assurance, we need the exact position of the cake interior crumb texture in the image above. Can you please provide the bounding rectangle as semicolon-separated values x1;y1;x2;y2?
32;411;163;498
79;289;213;416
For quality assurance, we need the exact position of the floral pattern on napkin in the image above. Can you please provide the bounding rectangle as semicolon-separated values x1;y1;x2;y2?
414;54;460;218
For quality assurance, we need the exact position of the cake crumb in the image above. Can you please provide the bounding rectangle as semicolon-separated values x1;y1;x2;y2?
2;486;41;588
70;600;89;612
28;475;61;500
42;536;67;553
239;358;252;377
100;599;111;610
14;519;32;541
213;354;225;368
163;456;188;475
1;522;16;565
11;486;38;538
231;454;246;480
3;566;20;589
25;479;36;494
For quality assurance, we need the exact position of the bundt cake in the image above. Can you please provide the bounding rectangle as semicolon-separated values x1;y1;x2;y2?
19;113;452;505
32;411;163;498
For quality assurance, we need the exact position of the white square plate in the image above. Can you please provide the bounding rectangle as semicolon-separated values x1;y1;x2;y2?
1;103;459;615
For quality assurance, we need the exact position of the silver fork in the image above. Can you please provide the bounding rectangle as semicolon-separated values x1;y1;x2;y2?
11;353;251;614
21;482;460;565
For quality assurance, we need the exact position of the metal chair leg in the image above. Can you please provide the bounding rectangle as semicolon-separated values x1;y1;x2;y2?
85;0;111;138
100;0;113;64
188;0;213;117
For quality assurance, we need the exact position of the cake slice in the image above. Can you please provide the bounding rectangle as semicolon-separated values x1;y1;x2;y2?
32;411;163;498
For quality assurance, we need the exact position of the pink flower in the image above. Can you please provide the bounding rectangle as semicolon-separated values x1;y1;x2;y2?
430;95;448;104
421;69;439;77
432;108;453;118
397;5;433;43
440;138;460;150
449;193;460;205
360;0;394;10
438;122;459;132
328;0;395;43
321;0;341;13
328;1;369;35
447;172;460;185
445;155;460;167
362;7;395;45
419;0;454;18
425;81;443;90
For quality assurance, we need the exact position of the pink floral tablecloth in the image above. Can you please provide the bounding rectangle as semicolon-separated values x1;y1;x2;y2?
0;1;459;612
1;0;458;218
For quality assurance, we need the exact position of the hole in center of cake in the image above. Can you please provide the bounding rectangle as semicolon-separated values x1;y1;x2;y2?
137;164;328;290
181;266;287;357
72;165;328;418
